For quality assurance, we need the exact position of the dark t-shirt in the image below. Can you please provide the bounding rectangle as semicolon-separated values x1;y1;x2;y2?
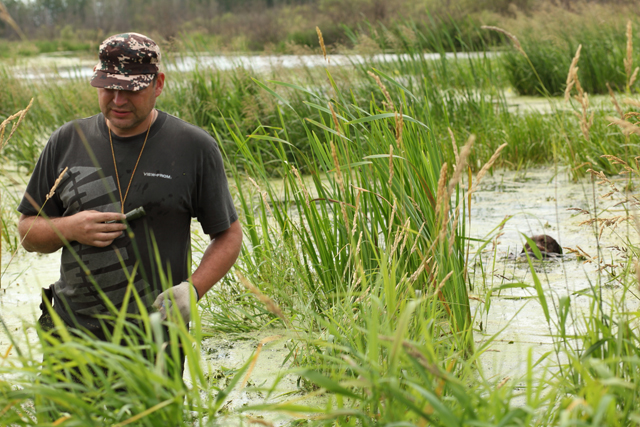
18;111;238;332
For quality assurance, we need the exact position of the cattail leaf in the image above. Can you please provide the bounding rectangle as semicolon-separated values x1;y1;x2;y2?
269;80;321;100
304;118;352;141
252;78;292;110
523;245;550;323
522;233;543;260
369;67;419;101
347;113;429;129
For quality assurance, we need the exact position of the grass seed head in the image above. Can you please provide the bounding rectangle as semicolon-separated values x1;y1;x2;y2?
316;26;328;63
607;116;640;136
236;271;290;327
367;70;395;111
607;82;624;118
46;167;69;201
328;102;341;135
630;67;639;89
0;98;33;150
449;128;459;165
565;45;582;102
481;26;526;57
470;143;508;196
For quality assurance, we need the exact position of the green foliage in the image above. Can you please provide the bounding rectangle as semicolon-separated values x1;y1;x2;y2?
502;23;636;96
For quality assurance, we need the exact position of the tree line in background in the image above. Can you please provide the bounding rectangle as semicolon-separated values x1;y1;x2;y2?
0;0;637;57
1;0;638;54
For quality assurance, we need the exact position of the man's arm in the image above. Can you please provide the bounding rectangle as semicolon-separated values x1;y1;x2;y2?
190;219;243;298
18;211;127;253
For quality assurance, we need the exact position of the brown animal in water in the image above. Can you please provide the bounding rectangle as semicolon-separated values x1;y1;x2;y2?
522;234;562;257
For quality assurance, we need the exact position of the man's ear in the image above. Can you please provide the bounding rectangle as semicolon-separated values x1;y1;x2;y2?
155;73;165;97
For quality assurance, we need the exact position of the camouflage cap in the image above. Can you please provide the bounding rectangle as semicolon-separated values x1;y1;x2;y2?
91;33;161;91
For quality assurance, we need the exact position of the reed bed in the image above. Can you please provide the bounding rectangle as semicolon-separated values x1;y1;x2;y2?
4;14;640;426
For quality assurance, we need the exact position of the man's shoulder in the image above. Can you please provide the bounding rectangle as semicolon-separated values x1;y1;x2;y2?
161;112;218;146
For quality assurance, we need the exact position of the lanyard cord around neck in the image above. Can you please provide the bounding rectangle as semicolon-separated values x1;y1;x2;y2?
108;112;153;214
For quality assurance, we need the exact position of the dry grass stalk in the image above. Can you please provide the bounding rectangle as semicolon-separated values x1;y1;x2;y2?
469;143;508;196
330;141;351;234
448;135;474;198
399;218;411;254
241;335;283;389
388;198;398;231
0;2;27;41
389;218;407;259
630;68;639;89
409;256;432;283
352;282;369;306
47;167;69;201
410;222;426;255
623;98;640;109
579;216;627;238
481;26;526;57
351;191;361;236
448;128;459;165
625;20;639;89
236;271;290;327
437;136;474;246
448;205;461;255
565;45;582;102
291;166;310;208
601;154;635;175
328;102;341;136
316;26;328;64
347;229;363;287
626;21;633;77
497;376;510;389
606;116;640;136
434;163;448;222
636;260;640;293
607;83;624;119
248;176;275;216
564;246;594;263
247;418;274;427
575;93;594;141
0;98;33;151
564;45;593;140
367;71;395;111
433;271;453;298
378;334;445;378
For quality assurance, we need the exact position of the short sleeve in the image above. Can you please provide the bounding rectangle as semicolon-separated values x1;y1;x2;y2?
17;133;65;218
194;140;238;235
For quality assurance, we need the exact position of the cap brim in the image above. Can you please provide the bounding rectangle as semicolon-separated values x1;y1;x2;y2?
90;70;154;91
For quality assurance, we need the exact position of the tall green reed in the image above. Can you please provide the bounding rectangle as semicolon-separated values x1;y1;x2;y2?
223;62;480;361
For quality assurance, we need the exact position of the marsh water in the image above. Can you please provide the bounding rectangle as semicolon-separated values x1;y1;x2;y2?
5;51;495;80
2;164;637;417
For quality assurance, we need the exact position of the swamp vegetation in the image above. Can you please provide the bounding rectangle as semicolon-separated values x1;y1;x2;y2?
3;5;640;426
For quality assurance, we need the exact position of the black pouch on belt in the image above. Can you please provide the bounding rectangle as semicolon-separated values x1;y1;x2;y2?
38;285;55;332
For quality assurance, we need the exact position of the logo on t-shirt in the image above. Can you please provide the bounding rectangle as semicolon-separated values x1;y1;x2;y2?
144;172;172;179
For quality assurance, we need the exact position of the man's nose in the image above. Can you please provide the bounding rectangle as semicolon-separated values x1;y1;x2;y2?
112;90;128;106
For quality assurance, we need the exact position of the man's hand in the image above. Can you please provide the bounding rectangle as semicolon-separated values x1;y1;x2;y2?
66;211;126;247
19;211;126;253
152;281;199;324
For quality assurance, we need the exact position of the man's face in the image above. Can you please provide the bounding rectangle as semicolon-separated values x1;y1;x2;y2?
98;73;165;137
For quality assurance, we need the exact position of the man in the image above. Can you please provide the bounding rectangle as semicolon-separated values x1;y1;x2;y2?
17;33;242;361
